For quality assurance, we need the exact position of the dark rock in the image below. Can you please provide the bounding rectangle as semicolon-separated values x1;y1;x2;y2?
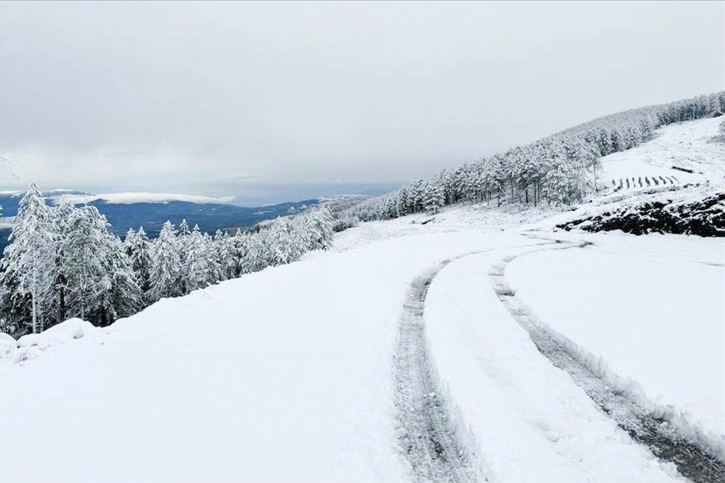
559;192;725;237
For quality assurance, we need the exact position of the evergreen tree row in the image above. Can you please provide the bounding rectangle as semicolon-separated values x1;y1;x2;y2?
0;185;334;336
343;91;725;222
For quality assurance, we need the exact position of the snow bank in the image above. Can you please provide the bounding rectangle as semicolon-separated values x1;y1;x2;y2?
1;318;99;364
17;318;97;348
0;332;15;358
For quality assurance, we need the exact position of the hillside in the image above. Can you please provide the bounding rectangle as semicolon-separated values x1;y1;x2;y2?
1;3;722;481
597;116;725;188
0;119;722;483
341;92;724;229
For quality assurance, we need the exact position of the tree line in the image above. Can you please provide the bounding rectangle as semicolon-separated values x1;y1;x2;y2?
340;91;725;223
0;184;334;336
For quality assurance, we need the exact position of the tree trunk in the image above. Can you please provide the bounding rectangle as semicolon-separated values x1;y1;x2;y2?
31;288;37;334
31;265;37;334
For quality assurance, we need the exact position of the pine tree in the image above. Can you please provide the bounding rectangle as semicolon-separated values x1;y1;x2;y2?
125;226;153;302
176;219;192;293
148;221;183;302
422;181;444;214
0;183;56;334
241;231;268;274
47;202;76;326
307;206;334;250
61;206;118;326
183;225;220;291
203;232;222;283
226;230;248;278
213;230;232;281
107;235;143;321
265;217;303;266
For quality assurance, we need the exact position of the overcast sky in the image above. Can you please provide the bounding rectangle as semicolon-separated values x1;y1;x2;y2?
0;2;723;204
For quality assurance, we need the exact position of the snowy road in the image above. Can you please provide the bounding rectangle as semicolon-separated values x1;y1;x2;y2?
489;237;724;482
0;231;531;482
394;261;482;483
425;247;687;483
0;220;722;482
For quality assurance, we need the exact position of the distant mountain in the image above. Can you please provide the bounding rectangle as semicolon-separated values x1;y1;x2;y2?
0;190;322;254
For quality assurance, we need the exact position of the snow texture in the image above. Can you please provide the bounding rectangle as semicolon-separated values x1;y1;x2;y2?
425;246;688;483
0;230;526;482
599;116;725;191
0;118;722;482
394;262;483;482
506;231;725;462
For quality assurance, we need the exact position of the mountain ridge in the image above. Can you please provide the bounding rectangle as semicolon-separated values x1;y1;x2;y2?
0;190;328;253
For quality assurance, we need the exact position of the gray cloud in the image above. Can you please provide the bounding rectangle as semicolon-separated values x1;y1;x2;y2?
0;2;722;201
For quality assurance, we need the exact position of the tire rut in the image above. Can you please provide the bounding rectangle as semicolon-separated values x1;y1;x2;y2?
394;260;482;483
489;240;725;483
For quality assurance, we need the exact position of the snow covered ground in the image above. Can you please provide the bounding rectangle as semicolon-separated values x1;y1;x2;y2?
0;118;722;482
506;232;725;450
0;229;536;483
599;116;725;190
425;249;685;482
2;221;719;481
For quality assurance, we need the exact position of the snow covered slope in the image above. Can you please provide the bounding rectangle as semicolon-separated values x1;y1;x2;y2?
1;119;722;482
599;116;725;191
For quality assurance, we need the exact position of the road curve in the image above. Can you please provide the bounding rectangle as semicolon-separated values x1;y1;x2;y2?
490;239;725;483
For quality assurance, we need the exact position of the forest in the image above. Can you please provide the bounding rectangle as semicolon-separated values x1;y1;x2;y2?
0;184;334;336
1;91;722;337
340;91;725;225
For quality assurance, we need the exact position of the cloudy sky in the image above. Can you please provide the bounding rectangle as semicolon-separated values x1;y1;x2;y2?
0;2;723;204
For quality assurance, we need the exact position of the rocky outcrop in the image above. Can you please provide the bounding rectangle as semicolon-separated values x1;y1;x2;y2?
558;193;725;237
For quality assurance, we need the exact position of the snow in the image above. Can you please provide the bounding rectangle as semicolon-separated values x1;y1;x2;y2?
506;231;725;448
425;249;684;482
1;318;99;363
0;332;16;357
17;318;97;348
49;192;236;205
599;117;725;190
0;118;722;481
0;229;530;482
2;216;715;481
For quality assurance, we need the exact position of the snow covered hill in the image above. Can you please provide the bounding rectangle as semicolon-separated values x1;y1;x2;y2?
0;118;723;482
598;116;725;191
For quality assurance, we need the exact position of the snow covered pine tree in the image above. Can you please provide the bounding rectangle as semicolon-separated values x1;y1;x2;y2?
0;183;56;334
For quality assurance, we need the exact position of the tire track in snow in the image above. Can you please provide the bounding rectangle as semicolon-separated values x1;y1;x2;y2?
394;259;483;483
488;238;725;483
